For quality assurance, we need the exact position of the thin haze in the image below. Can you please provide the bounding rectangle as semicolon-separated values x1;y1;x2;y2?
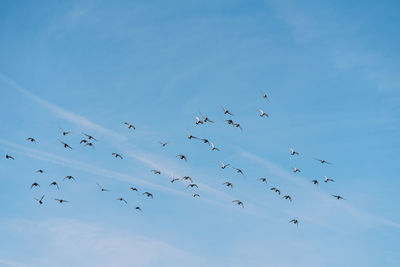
0;1;399;267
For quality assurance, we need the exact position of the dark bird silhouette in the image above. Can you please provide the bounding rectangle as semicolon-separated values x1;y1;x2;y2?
124;122;136;130
62;131;71;136
225;119;234;125
176;154;187;162
222;182;233;189
187;130;198;140
170;178;180;183
200;138;210;145
58;139;72;149
259;177;267;183
80;139;88;144
282;195;292;202
220;162;230;169
290;148;299;156
96;183;109;192
262;91;270;102
26;137;36;143
187;183;198;188
233;123;243;130
129;187;139;193
311;179;319;185
34;195;45;205
232;200;244;208
159;141;168;147
63;175;76;182
181;176;193;183
82;133;97;141
192;193;200;198
222;106;233;115
55;198;69;203
135;206;142;212
85;142;94;148
49;181;59;190
271;187;281;195
292;167;301;173
112;153;123;159
233;168;244;175
332;195;345;200
143;192;153;198
36;169;45;173
31;182;40;189
324;175;334;183
117;197;127;204
151;169;161;175
5;154;15;160
200;112;214;123
259;109;269;117
289;219;299;227
315;159;331;164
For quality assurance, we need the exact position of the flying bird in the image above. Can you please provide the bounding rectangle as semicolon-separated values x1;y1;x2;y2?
82;133;97;141
210;142;220;151
192;193;200;198
176;154;187;162
195;116;204;125
289;219;299;227
187;130;198;140
80;139;88;144
200;138;210;145
222;106;233;115
58;139;72;149
262;92;270;102
232;200;244;208
181;176;193;183
36;169;45;173
26;137;36;143
233;123;243;131
311;180;319;185
85;142;95;148
220;162;230;169
135;206;143;212
225;119;234;125
112;153;123;159
233;168;244;175
315;159;331;164
49;181;59;190
55;198;69;203
5;154;15;160
290;148;299;156
124;122;136;130
259;177;267;183
31;182;40;189
129;187;139;193
200;112;214;123
187;183;198;188
159;141;168;147
96;183;109;192
62;131;71;136
151;169;161;175
332;195;345;200
282;195;292;202
117;197;127;204
34;195;45;205
259;109;269;117
143;192;153;198
63;175;76;182
170;178;180;183
324;175;334;183
292;167;301;173
222;182;233;189
270;187;281;195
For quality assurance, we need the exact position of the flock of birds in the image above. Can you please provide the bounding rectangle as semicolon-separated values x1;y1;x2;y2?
4;91;345;227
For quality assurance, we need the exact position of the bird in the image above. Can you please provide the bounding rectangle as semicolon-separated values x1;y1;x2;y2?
117;197;127;204
80;139;88;144
200;138;210;145
49;181;59;190
262;91;270;102
85;142;95;148
270;187;281;195
289;219;299;227
222;106;233;115
112;153;123;159
135;206;143;212
34;195;45;205
26;137;36;143
182;176;193;183
292;167;301;173
31;182;40;189
220;162;230;169
233;168;244;175
282;195;292;202
225;119;234;125
55;198;69;203
311;179;319;185
159;141;168;147
195;116;204;125
62;131;71;136
176;154;187;162
233;123;243;130
83;133;97;141
187;130;198;140
259;177;267;183
232;200;244;208
36;169;45;173
315;159;331;164
200;112;214;123
170;178;180;183
96;183;109;192
143;192;153;198
332;195;345;200
259;109;269;117
210;142;220;151
290;148;299;156
222;182;233;189
187;183;198;188
63;175;76;182
124;122;136;130
58;139;72;149
129;187;139;193
151;169;161;175
5;154;15;160
192;193;200;198
324;175;334;183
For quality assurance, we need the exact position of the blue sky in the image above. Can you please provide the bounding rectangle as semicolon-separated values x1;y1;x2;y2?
0;0;399;266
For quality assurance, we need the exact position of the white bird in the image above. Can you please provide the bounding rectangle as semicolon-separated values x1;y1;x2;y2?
292;167;301;173
324;175;335;183
195;116;204;125
290;148;299;155
220;162;230;169
200;112;214;123
187;130;198;140
222;106;233;115
259;109;269;117
210;142;220;151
